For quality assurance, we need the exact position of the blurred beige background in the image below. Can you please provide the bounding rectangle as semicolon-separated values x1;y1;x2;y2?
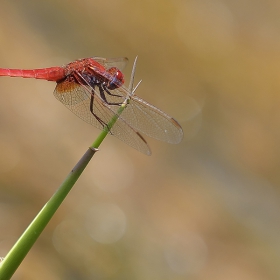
0;0;280;279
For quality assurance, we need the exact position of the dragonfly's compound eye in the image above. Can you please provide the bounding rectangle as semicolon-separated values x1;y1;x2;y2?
107;67;125;90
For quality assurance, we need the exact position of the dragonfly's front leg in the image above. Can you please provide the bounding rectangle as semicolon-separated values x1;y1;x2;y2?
98;84;123;106
104;86;122;98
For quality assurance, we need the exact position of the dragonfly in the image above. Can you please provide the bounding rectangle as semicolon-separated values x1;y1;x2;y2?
0;57;183;155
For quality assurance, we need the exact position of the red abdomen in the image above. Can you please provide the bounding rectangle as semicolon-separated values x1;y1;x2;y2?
0;67;66;82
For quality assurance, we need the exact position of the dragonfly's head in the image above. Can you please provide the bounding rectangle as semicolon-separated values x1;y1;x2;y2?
107;67;125;90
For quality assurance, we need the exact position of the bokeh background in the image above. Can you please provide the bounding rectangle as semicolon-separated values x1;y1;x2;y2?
0;0;280;279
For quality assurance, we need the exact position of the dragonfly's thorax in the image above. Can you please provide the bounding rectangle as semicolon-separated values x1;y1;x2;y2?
81;72;100;86
64;58;103;76
82;66;125;90
64;58;125;90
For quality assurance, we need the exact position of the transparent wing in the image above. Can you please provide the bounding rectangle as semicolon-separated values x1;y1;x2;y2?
53;77;151;155
92;57;128;71
111;86;184;144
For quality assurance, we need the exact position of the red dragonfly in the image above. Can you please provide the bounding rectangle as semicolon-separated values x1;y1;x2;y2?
0;57;183;155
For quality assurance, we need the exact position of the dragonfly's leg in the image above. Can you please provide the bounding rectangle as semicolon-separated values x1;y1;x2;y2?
103;86;122;98
89;91;110;131
98;85;122;106
89;90;94;114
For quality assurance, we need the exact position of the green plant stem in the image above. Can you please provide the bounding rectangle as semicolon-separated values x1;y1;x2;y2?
0;147;95;280
0;98;129;280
